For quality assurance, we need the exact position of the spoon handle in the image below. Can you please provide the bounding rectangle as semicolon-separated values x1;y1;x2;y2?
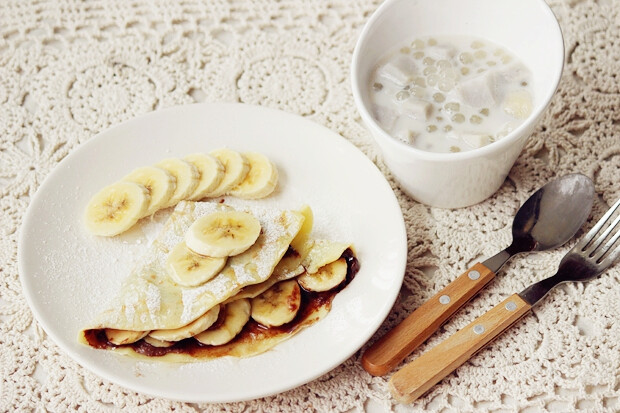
388;294;531;403
361;263;495;376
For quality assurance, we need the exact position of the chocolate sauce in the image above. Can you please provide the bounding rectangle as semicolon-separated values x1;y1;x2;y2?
84;249;359;358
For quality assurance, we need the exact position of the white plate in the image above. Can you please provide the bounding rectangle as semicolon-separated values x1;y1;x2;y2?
18;103;407;403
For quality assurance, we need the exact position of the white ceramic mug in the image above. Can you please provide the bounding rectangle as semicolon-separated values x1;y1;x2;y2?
351;0;564;208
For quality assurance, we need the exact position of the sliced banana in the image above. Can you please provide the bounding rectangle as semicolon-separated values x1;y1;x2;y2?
290;205;314;259
185;210;261;257
302;239;351;274
84;181;150;236
208;149;250;197
105;329;149;345
184;153;225;200
143;336;174;348
272;251;305;279
250;280;301;327
229;252;304;302
194;299;251;346
298;257;348;292
122;166;176;216
156;158;200;207
166;242;227;287
228;152;278;199
148;305;220;342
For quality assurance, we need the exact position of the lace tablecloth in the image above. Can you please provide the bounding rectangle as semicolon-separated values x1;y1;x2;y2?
2;0;619;411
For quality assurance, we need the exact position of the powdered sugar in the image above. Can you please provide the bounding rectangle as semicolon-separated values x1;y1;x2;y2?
87;200;303;330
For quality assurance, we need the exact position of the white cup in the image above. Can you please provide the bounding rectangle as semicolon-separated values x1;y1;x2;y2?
351;0;564;208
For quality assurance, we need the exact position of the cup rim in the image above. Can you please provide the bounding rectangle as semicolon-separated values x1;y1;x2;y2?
350;0;565;162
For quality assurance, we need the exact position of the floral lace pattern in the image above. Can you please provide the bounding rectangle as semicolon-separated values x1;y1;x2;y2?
1;0;619;411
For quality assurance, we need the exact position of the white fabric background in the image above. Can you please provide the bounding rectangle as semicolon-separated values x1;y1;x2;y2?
1;0;619;411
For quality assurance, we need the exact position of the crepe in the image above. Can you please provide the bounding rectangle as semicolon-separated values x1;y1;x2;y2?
80;200;305;336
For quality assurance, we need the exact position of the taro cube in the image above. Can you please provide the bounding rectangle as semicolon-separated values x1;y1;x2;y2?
376;55;418;87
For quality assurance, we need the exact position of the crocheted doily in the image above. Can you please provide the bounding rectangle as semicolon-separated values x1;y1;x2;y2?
2;0;619;411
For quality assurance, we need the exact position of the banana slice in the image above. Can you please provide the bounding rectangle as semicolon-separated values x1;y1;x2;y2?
84;181;150;236
208;149;250;197
194;299;251;346
185;210;261;257
229;252;304;302
272;252;305;279
250;280;301;327
122;166;176;216
166;242;227;287
144;336;174;348
184;153;225;200
290;205;314;259
228;152;278;199
156;158;200;207
105;329;149;345
148;305;220;342
302;239;351;274
297;257;348;292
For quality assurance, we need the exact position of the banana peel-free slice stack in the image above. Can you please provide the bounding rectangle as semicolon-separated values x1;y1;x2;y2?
79;200;359;361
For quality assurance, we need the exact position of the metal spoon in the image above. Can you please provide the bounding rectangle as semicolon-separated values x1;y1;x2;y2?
362;173;595;376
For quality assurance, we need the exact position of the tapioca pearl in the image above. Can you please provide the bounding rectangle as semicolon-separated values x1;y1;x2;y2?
426;124;438;132
433;93;446;103
427;74;439;86
501;55;512;64
451;113;466;123
395;90;409;101
400;46;411;54
459;52;474;64
428;38;438;46
410;87;426;98
437;59;452;70
438;69;454;80
412;77;426;87
423;66;437;76
471;40;484;49
450;145;461;152
474;50;487;59
443;124;453;132
413;51;425;59
461;67;470;75
493;48;504;56
411;39;425;49
438;79;454;92
423;56;436;66
487;61;497;66
470;115;483;124
480;108;490;116
445;102;460;113
372;82;383;91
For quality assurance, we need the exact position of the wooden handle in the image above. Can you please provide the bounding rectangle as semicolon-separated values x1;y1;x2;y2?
362;263;496;376
389;293;531;404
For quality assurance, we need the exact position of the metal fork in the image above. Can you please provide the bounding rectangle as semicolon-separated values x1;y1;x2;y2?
389;197;620;404
519;196;620;305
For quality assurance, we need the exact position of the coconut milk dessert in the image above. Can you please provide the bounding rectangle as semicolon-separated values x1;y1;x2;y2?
369;36;534;153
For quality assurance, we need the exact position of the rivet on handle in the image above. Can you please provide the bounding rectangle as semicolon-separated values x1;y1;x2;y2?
468;270;480;280
473;325;485;335
505;301;517;311
439;295;451;304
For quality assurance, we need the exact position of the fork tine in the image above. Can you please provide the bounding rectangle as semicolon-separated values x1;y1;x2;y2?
591;213;620;262
601;243;620;268
579;197;620;251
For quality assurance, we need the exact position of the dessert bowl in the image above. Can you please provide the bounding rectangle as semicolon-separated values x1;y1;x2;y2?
351;0;564;208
